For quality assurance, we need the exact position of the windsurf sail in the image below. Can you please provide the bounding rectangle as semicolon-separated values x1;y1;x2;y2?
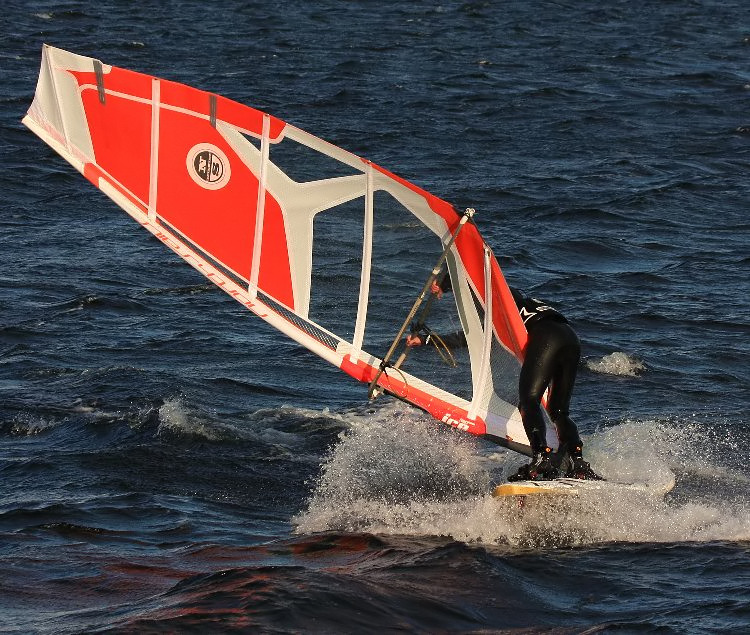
23;45;558;456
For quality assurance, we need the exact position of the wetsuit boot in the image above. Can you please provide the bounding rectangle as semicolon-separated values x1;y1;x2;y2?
564;444;603;480
508;446;559;482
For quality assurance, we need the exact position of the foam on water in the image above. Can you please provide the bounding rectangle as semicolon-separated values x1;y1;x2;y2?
586;351;646;376
295;403;750;546
157;398;243;442
5;412;59;436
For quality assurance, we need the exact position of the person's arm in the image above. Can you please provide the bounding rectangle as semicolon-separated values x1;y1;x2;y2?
429;272;452;299
439;273;452;294
405;330;466;349
437;330;467;349
406;270;462;348
405;333;426;347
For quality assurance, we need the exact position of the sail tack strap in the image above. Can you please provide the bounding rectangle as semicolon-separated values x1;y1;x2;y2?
368;207;475;399
209;94;217;128
93;60;106;104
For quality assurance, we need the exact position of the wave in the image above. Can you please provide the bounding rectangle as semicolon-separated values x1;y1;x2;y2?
295;406;750;546
155;398;262;443
44;293;147;314
585;351;646;376
2;412;61;436
155;398;349;446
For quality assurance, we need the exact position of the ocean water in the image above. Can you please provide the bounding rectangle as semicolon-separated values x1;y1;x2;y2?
2;1;749;632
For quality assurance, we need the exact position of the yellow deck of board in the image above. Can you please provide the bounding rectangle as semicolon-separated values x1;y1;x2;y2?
492;481;579;497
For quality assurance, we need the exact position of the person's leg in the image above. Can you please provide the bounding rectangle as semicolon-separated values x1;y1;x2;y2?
545;324;601;479
517;329;556;453
510;324;561;481
546;324;582;453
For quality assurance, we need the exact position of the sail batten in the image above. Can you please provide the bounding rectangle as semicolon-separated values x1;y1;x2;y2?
351;163;374;363
24;45;544;456
249;113;270;300
147;78;160;220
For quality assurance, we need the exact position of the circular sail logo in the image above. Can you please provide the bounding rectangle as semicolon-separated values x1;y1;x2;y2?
186;143;231;190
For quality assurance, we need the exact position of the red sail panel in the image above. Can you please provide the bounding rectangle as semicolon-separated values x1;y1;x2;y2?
213;93;286;141
156;107;256;279
491;257;527;359
156;102;294;308
70;64;295;309
449;221;527;361
74;71;153;206
257;194;295;308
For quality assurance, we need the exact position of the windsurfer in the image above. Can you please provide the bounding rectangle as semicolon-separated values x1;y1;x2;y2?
406;277;601;482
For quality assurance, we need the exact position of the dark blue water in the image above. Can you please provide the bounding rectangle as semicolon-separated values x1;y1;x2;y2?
2;1;750;632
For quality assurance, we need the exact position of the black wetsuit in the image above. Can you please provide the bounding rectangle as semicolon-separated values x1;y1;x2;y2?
508;288;582;455
427;280;583;454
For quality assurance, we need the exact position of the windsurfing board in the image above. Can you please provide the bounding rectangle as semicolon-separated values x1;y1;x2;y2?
492;475;675;498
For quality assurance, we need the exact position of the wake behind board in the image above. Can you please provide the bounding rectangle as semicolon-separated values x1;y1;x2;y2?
493;474;675;498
